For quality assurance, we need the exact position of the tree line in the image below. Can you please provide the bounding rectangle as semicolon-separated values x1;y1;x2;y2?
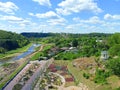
0;30;29;53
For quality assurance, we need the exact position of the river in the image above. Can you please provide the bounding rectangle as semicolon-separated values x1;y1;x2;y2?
0;44;40;65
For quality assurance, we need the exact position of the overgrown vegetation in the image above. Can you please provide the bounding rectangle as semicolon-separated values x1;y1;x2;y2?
106;58;120;76
108;33;120;57
55;52;82;60
94;69;110;84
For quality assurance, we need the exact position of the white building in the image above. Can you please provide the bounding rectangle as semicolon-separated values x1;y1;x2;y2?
100;51;109;60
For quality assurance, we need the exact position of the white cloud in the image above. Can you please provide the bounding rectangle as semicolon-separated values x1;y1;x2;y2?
81;16;103;24
29;11;67;26
29;11;59;18
0;15;23;21
104;14;120;20
0;15;33;27
47;17;67;25
73;16;103;24
56;0;102;15
32;0;51;7
0;2;19;14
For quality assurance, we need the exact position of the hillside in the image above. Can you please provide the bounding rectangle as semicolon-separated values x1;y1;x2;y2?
0;30;29;53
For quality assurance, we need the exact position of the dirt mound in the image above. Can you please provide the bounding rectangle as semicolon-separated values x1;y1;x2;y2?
73;57;97;70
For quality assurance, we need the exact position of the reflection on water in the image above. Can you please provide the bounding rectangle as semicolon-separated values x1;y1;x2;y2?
0;44;40;65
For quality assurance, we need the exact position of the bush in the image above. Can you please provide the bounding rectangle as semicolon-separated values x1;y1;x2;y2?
12;84;23;90
106;58;120;76
55;52;82;60
83;73;90;79
94;69;110;84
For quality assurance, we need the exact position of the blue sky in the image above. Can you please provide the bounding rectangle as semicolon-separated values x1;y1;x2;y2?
0;0;120;33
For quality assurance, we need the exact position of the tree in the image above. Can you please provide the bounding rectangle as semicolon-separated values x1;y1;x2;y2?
106;58;120;76
0;30;29;53
109;44;120;56
72;39;78;47
0;47;6;53
108;33;120;46
108;33;120;56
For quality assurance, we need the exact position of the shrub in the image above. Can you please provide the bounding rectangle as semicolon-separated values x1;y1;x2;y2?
83;73;90;79
94;69;110;84
106;58;120;76
12;84;23;90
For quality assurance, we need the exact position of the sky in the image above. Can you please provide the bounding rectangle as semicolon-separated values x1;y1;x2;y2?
0;0;120;33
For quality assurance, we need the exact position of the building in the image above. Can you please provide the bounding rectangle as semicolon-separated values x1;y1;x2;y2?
100;51;109;60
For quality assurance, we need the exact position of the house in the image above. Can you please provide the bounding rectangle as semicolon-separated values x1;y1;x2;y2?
60;47;69;51
100;51;109;60
48;47;60;56
39;57;48;61
96;39;103;43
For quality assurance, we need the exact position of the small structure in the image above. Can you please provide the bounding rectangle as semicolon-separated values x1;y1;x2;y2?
60;47;69;51
96;39;103;43
48;47;60;57
100;51;109;60
39;57;48;61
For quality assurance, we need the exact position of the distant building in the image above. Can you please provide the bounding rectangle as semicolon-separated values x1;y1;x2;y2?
60;47;69;51
96;40;103;43
100;51;109;60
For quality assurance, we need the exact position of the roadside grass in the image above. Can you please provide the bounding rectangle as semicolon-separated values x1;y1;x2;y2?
0;43;32;59
0;61;28;89
31;52;43;60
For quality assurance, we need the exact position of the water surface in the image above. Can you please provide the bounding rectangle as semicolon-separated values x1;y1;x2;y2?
0;44;40;65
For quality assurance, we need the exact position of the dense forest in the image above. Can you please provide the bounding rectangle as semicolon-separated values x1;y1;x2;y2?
0;30;29;53
21;32;111;38
21;32;55;38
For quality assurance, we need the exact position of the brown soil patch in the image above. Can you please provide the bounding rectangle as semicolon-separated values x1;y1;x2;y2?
73;57;97;70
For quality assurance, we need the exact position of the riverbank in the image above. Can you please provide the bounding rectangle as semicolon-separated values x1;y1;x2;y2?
0;43;32;60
